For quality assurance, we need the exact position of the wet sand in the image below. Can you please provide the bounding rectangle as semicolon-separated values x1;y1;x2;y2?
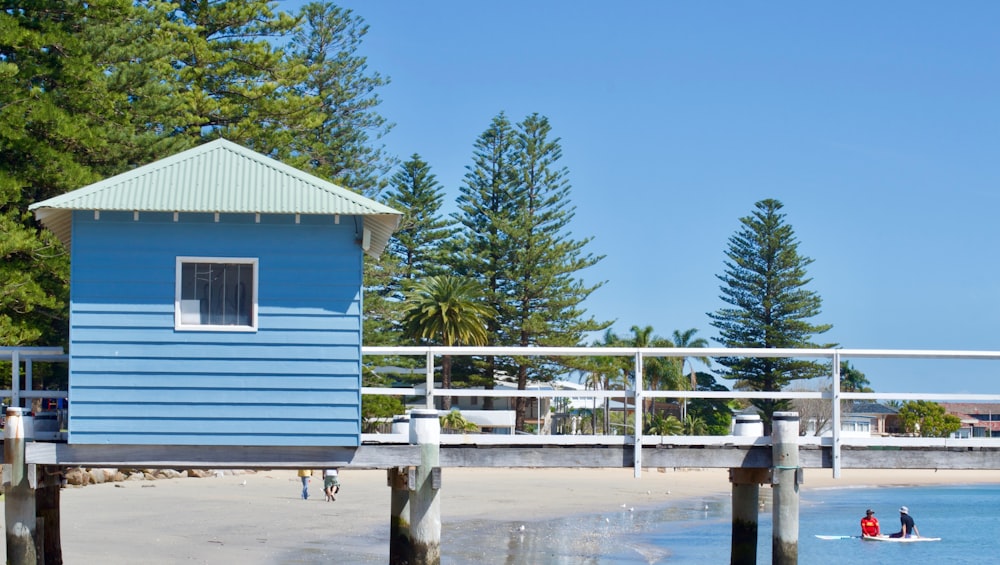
4;467;998;563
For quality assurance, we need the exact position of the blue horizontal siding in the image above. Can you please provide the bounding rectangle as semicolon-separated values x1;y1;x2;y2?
70;419;361;435
69;374;359;390
70;389;359;404
71;327;360;346
67;432;361;447
67;404;359;419
68;210;365;447
70;343;360;360
70;309;363;327
71;358;360;375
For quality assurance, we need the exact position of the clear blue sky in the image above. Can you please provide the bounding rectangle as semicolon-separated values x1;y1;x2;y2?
282;1;1000;394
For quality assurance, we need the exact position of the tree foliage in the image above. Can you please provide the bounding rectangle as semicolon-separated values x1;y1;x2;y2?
709;199;834;431
361;394;405;433
686;371;733;435
898;400;962;438
401;275;494;410
839;361;872;392
452;112;607;428
1;1;394;356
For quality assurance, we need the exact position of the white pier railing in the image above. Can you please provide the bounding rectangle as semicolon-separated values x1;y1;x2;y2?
362;346;1000;477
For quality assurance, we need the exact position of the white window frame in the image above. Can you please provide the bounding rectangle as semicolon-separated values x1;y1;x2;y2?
174;256;259;332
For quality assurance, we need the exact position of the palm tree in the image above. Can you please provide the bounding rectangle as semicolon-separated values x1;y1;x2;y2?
440;409;480;432
402;275;494;410
682;414;708;435
646;413;683;436
672;328;710;420
627;325;682;423
588;329;628;434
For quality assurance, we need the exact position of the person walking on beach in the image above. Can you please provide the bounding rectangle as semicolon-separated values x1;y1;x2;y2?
890;506;920;538
860;508;880;537
298;469;312;500
323;468;341;502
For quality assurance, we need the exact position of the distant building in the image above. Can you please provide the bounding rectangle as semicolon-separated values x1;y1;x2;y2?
940;403;1000;438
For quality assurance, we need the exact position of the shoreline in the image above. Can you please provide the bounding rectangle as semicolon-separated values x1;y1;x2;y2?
5;467;998;563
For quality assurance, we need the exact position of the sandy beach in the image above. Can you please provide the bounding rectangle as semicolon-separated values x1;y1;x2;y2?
5;467;999;563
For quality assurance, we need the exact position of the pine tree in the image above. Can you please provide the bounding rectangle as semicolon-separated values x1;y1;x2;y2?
452;112;520;408
1;1;395;353
286;2;394;197
0;0;137;350
453;113;607;428
385;155;455;288
505;114;606;428
365;154;454;346
708;199;833;431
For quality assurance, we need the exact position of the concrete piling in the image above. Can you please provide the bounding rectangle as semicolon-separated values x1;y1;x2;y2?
730;414;765;564
771;412;800;565
4;407;38;565
388;466;413;565
408;408;441;565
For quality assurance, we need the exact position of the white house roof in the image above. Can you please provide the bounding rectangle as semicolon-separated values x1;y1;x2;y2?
29;139;402;257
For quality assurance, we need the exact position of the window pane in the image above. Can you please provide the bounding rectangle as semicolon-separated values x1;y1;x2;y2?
179;261;254;327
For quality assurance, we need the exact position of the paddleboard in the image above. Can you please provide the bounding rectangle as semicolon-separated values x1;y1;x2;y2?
815;534;941;542
862;535;941;543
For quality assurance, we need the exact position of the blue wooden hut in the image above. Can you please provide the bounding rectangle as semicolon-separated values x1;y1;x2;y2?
29;139;401;447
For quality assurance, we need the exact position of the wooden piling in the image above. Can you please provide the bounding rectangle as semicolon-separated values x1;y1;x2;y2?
408;408;441;565
772;412;800;564
731;414;765;564
5;407;38;565
388;466;413;565
730;468;769;565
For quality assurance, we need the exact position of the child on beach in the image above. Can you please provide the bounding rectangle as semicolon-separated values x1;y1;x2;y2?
324;468;341;502
298;469;312;500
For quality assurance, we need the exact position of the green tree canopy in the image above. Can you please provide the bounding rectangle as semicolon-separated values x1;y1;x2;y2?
401;275;494;410
839;361;873;392
1;1;394;356
708;199;834;431
452;112;608;428
898;400;962;438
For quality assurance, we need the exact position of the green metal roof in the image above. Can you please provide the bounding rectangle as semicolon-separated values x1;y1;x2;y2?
29;139;401;257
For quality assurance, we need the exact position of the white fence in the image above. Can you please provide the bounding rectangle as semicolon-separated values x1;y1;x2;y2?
6;345;1000;477
362;346;1000;477
0;347;68;410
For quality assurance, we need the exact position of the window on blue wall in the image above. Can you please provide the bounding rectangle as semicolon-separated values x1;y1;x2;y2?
175;257;258;331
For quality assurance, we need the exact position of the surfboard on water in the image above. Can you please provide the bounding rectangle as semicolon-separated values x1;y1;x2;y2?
815;534;941;542
861;535;941;543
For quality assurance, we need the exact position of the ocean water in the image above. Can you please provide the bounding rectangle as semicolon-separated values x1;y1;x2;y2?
438;483;1000;564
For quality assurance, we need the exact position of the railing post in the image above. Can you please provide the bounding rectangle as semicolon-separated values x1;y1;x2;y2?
11;349;20;409
633;351;643;478
425;351;434;410
831;351;841;478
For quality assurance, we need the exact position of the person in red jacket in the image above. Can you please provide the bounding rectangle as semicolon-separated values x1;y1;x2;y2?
860;508;880;537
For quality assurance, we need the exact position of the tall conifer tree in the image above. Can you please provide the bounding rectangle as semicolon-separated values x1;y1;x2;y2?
365;154;454;344
708;198;833;431
453;113;519;408
454;113;607;427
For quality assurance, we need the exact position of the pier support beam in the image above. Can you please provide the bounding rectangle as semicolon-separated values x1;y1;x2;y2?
730;414;765;564
731;468;768;565
772;412;800;565
388;467;412;565
5;407;38;565
409;409;441;565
